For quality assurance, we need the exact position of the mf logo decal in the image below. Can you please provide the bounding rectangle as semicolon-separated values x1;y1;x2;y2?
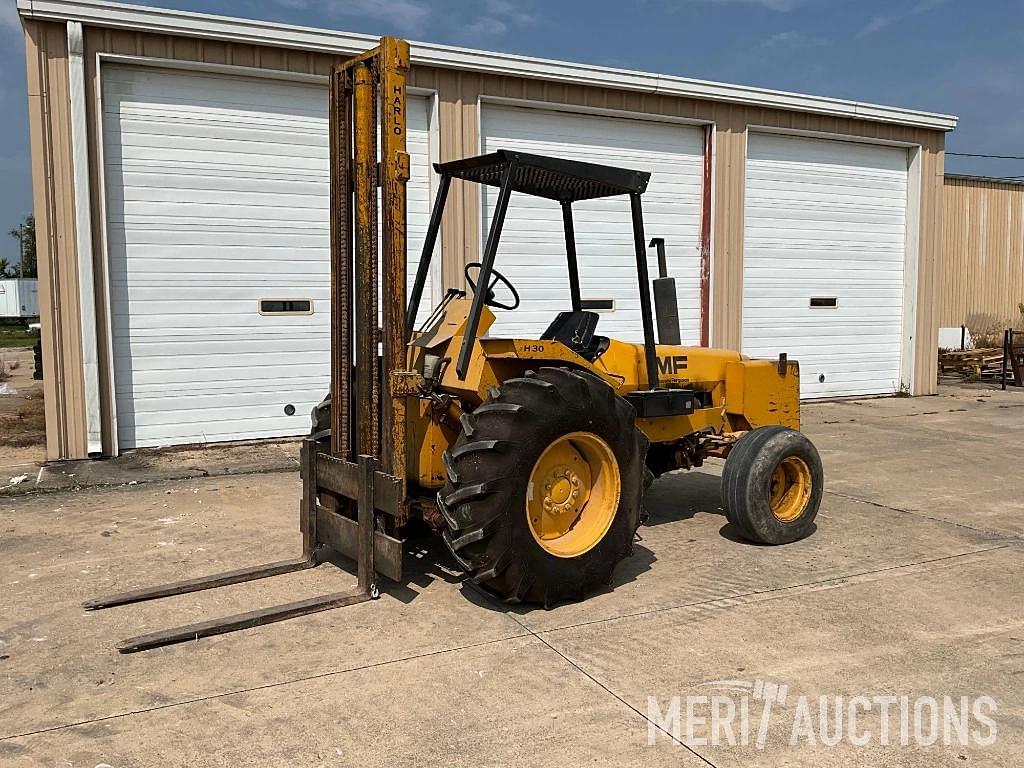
657;355;689;375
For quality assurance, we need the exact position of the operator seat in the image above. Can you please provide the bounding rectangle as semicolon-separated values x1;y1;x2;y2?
540;311;610;362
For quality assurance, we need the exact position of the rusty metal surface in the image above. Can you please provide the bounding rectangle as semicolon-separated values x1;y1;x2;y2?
315;452;404;517
389;370;423;397
352;62;379;459
379;37;411;491
329;67;354;460
316;504;403;581
300;439;318;558
81;558;317;611
115;590;372;654
356;454;378;596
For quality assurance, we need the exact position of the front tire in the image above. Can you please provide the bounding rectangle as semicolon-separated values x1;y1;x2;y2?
439;367;648;605
722;426;823;544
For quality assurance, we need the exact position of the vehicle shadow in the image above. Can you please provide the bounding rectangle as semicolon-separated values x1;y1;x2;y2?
642;469;725;526
641;470;778;547
383;468;770;609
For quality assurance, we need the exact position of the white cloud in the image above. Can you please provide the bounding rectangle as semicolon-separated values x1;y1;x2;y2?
316;0;535;39
326;0;433;36
859;0;948;36
465;17;508;37
481;0;535;26
761;29;826;48
859;13;895;35
460;0;535;41
672;0;804;11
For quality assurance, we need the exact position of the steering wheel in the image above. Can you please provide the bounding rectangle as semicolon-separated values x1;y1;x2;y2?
464;262;521;311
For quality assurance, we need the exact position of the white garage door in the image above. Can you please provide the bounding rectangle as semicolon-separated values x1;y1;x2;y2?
103;66;432;449
480;104;704;343
743;133;909;398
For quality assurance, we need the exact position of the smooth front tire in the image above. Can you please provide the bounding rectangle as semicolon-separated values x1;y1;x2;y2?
722;426;822;544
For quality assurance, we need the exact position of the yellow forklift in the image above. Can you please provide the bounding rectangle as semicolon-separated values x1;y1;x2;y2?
87;37;822;650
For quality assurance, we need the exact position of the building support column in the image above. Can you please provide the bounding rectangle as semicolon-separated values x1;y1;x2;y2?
67;20;102;454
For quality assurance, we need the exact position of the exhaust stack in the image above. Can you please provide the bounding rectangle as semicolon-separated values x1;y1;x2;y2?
649;237;681;346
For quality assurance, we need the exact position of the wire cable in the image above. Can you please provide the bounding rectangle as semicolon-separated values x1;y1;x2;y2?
947;152;1024;160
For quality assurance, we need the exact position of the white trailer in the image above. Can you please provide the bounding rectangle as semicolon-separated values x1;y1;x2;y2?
0;278;39;319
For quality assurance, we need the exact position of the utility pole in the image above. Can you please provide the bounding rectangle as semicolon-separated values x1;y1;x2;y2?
17;223;24;278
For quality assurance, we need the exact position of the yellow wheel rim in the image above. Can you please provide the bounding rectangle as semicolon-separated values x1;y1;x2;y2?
769;456;813;523
526;432;621;558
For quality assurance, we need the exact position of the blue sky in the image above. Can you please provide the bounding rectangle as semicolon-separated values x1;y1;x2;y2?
2;0;1022;266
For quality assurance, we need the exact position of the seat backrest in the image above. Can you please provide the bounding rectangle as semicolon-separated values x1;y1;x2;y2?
540;311;599;350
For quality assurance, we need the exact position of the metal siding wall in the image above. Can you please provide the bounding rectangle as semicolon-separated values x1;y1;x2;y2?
24;20;89;460
942;177;1024;333
35;27;950;459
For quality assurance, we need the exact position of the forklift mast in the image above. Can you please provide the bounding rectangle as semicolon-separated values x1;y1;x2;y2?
329;37;413;486
81;38;417;653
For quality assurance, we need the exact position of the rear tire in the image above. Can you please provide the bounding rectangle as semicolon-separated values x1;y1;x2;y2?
722;426;822;544
439;367;648;606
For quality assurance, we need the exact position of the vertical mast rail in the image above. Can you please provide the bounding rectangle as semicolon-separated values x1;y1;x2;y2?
352;63;379;458
378;38;411;484
329;67;354;460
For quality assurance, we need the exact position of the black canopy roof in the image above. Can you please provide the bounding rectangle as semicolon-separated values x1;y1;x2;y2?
434;150;650;203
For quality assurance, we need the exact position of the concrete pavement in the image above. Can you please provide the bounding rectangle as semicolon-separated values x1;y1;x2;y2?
1;384;1022;766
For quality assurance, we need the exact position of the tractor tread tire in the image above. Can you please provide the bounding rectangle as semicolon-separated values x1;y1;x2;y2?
441;366;648;606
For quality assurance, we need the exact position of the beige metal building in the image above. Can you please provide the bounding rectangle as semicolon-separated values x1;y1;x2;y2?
18;0;957;461
942;175;1024;334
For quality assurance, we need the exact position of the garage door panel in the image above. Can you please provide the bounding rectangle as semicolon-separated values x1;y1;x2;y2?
109;228;328;248
114;167;327;191
746;166;907;186
121;396;331;426
120;417;318;448
108;136;327;165
104;66;431;449
111;160;325;182
113;335;330;358
118;368;329;393
105;85;325;111
108;153;326;177
115;203;328;226
106;124;328;154
481;104;703;343
743;132;908;399
108;260;328;278
111;183;328;207
747;136;907;166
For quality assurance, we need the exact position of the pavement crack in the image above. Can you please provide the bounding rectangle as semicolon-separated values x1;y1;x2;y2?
825;489;1023;540
506;611;718;767
0;631;532;743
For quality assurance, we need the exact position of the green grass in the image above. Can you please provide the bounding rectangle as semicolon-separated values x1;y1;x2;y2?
0;324;38;349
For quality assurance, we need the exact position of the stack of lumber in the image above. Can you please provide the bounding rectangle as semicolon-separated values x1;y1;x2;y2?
938;348;1004;378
